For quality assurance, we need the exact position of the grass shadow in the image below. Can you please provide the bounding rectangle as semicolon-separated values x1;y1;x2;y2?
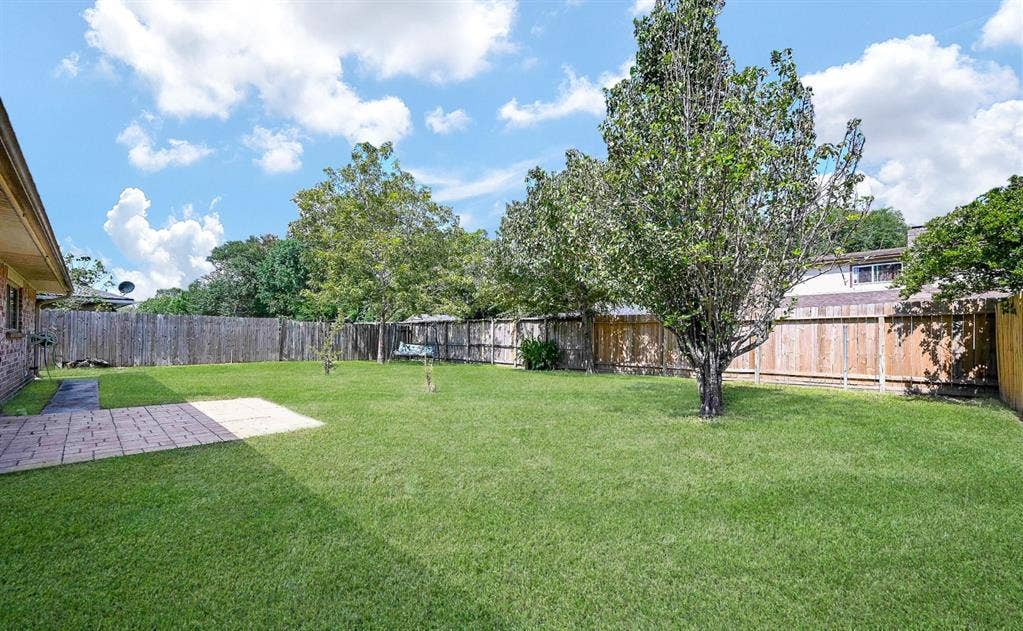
0;438;511;628
620;377;898;422
92;370;190;408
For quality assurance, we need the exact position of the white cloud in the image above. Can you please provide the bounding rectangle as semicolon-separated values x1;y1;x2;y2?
631;0;655;15
498;60;631;127
83;0;515;144
520;56;540;71
411;158;538;202
92;56;119;81
425;107;472;134
804;34;1023;223
243;126;303;174
103;187;224;299
53;52;81;78
978;0;1023;49
116;120;212;172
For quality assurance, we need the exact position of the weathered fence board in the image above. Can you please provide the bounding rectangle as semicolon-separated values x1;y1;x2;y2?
41;300;1004;396
995;294;1023;412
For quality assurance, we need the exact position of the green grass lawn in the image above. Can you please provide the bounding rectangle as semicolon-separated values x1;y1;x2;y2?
2;362;1022;628
0;377;59;416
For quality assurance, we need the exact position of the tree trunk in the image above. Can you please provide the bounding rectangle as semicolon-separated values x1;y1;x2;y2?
697;356;724;418
377;317;386;364
581;309;595;374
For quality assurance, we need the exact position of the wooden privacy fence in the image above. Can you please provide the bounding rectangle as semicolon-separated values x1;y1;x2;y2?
41;299;1003;396
593;301;999;395
40;311;390;367
995;294;1023;411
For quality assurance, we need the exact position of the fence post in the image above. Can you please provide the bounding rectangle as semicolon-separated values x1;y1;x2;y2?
877;315;886;392
277;317;286;362
512;318;520;367
842;323;850;390
658;321;666;375
466;319;472;364
755;345;761;385
491;318;496;364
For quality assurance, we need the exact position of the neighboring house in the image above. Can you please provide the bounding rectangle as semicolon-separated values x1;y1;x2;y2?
37;285;135;311
0;100;72;401
787;228;924;308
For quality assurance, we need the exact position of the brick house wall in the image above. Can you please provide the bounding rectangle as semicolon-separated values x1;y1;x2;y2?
0;262;38;402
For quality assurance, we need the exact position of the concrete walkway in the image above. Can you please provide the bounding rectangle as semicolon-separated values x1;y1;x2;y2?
42;379;99;413
0;398;322;474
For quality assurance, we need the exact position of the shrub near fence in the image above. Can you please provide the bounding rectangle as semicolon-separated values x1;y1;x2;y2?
41;299;1002;396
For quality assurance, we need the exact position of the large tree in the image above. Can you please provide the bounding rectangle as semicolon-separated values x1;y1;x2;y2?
135;235;321;319
497;151;614;372
49;253;116;311
898;175;1022;302
135;288;196;315
255;238;325;320
841;206;908;252
290;142;457;363
601;0;866;416
434;227;509;320
188;235;277;317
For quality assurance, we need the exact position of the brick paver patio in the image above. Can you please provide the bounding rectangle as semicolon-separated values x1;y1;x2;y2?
0;398;322;474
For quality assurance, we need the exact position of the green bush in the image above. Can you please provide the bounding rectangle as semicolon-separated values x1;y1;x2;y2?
519;338;559;370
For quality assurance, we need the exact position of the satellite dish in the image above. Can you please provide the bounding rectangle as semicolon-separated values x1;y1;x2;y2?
117;281;136;295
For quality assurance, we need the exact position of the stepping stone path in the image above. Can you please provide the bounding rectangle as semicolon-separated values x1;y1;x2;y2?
0;397;322;474
42;379;99;413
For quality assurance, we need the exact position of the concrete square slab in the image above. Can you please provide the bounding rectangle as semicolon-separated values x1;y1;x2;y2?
188;398;324;439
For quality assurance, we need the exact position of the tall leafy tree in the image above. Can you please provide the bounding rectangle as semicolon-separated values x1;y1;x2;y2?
497;151;614;372
842;206;908;252
135;288;196;315
190;235;277;317
434;227;509;320
898;176;1022;301
290;142;457;363
255;238;325;320
601;0;866;416
49;253;116;311
135;235;321;319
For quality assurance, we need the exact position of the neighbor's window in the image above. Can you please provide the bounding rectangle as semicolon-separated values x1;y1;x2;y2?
5;284;22;331
851;262;902;285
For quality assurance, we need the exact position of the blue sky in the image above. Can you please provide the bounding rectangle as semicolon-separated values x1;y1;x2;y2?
1;0;1020;298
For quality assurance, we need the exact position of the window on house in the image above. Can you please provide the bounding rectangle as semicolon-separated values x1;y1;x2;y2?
851;262;902;285
5;284;22;331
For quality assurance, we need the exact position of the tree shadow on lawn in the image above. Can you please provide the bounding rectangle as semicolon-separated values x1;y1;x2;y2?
0;439;510;629
80;370;190;409
620;378;898;422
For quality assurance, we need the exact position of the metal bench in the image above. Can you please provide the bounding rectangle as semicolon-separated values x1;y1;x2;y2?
393;342;436;359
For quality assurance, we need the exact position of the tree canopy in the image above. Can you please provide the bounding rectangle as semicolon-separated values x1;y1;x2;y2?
434;227;508;320
48;254;116;311
842;207;908;252
898;175;1022;302
135;288;195;315
601;0;866;416
134;236;320;319
496;150;614;371
290;142;459;362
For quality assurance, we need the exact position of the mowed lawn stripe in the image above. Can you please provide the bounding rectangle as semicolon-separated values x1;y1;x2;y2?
1;362;1021;628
